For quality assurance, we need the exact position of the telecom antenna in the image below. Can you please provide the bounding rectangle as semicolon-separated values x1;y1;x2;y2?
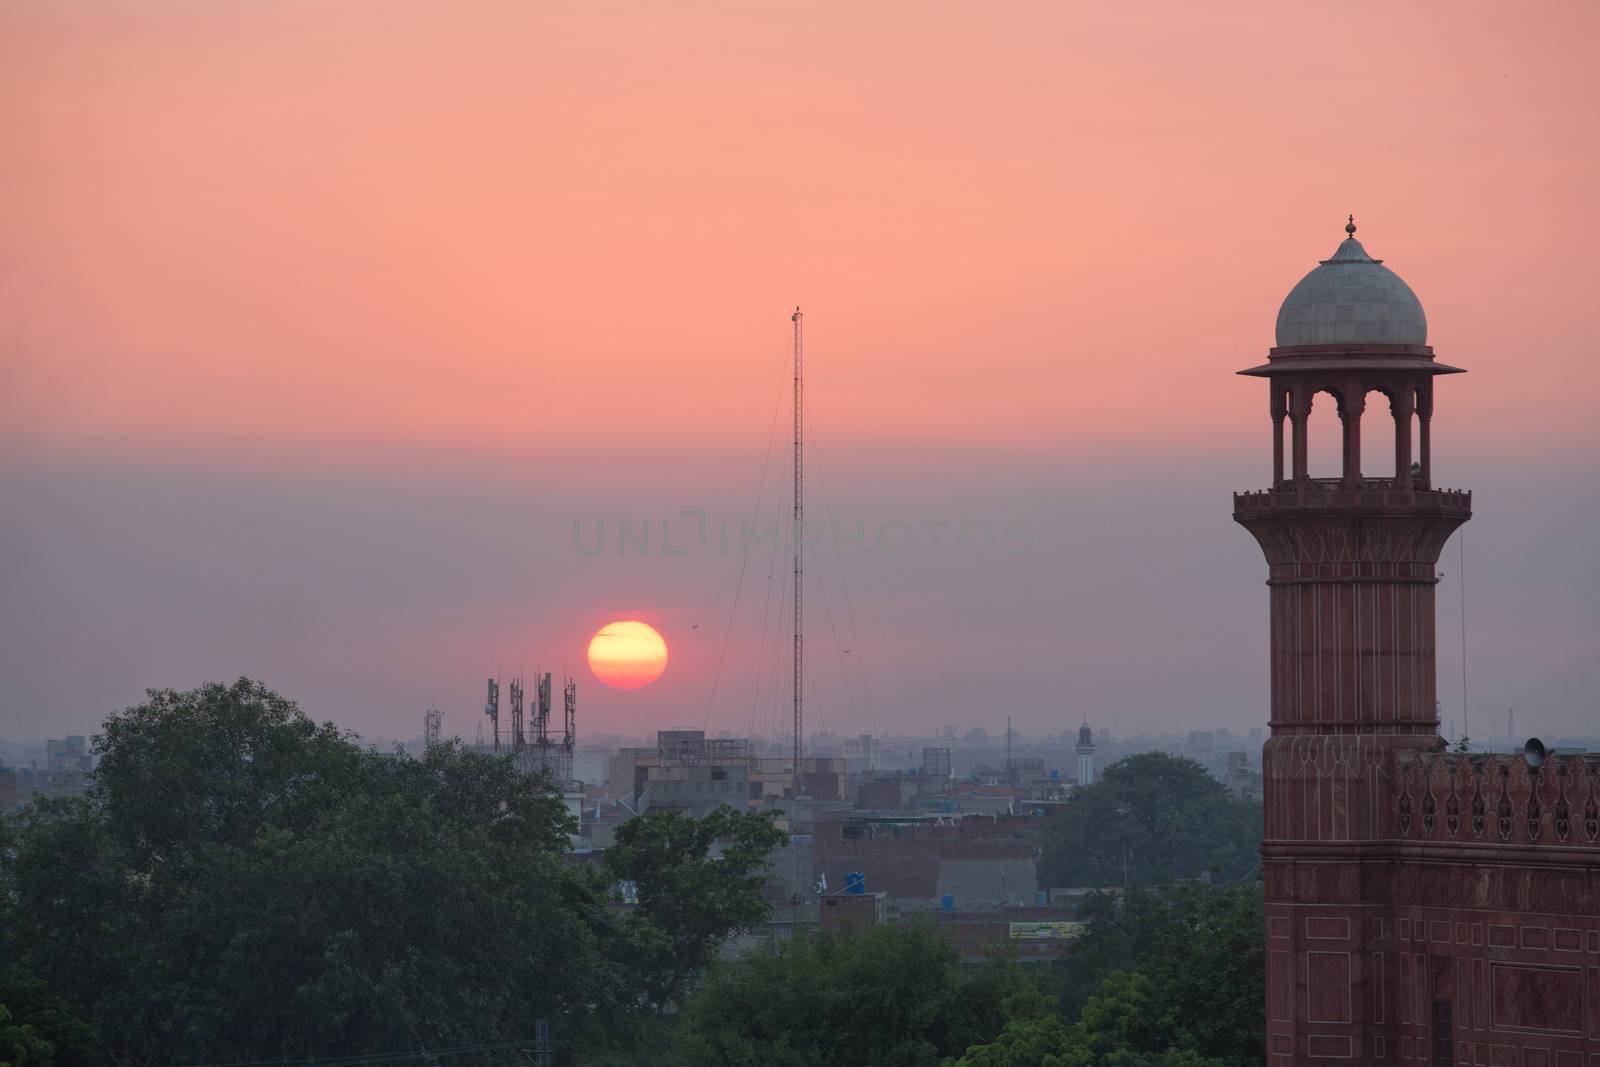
563;677;577;749
509;677;525;752
791;307;805;794
485;677;501;753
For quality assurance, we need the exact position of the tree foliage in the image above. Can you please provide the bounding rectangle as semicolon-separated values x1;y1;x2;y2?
1038;753;1261;889
0;680;784;1067
1047;883;1265;1065
2;681;1267;1066
947;973;1233;1067
605;804;788;1008
673;920;1025;1067
670;881;1264;1067
0;1004;56;1067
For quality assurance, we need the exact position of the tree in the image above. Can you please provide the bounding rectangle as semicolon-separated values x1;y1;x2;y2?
604;804;788;1007
1137;884;1264;1063
0;1004;55;1067
1;681;630;1065
1038;753;1260;889
1046;883;1265;1065
91;679;363;875
673;920;1027;1067
947;972;1231;1067
938;987;1076;1067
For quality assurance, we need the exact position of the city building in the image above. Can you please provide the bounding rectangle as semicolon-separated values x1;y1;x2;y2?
809;811;1053;914
635;731;753;817
920;746;952;786
0;763;35;812
1235;220;1600;1064
1075;719;1097;787
1224;750;1263;802
45;735;93;795
929;904;1084;965
606;729;845;818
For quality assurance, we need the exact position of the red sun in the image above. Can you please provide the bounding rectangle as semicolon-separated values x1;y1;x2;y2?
586;620;669;690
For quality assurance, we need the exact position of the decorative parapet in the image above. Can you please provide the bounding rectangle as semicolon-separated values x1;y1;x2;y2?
1393;751;1600;847
1234;485;1472;514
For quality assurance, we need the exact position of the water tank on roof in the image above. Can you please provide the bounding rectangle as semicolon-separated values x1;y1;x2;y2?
940;894;955;912
844;871;866;895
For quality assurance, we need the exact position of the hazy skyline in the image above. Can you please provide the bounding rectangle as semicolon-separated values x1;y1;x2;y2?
3;2;1596;741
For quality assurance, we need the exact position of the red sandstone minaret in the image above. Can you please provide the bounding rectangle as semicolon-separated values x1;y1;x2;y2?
1235;219;1471;1064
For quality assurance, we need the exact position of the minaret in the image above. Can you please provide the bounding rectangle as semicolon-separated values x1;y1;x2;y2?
1234;219;1470;1064
1075;717;1096;787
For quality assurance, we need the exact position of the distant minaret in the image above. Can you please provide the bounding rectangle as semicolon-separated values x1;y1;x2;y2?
1075;717;1097;786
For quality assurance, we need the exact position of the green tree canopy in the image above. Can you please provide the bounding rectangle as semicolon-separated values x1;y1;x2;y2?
672;920;1026;1067
0;1004;55;1067
1038;752;1260;889
605;804;788;1008
948;971;1232;1067
1048;883;1265;1065
1;679;785;1066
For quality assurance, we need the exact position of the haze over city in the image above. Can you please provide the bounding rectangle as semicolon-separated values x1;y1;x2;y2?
4;1;1596;744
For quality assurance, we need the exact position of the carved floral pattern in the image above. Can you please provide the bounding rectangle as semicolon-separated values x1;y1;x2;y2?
1391;752;1600;849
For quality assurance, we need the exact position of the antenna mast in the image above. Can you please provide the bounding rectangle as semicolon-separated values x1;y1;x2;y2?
510;677;525;753
485;677;500;753
791;307;804;791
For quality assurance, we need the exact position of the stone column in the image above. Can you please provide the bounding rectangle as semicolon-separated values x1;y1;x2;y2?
1417;382;1434;489
1342;390;1365;488
1291;386;1310;488
1393;386;1415;489
1271;386;1287;488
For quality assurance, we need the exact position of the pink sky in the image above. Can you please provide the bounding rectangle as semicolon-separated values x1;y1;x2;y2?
3;2;1596;743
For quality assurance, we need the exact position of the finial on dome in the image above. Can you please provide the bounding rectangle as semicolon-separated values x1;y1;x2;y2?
1345;214;1357;239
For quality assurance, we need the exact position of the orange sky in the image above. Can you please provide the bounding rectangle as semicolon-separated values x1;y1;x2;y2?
2;2;1596;741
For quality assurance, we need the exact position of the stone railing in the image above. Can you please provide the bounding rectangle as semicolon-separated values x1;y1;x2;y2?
1392;751;1600;847
1234;485;1472;514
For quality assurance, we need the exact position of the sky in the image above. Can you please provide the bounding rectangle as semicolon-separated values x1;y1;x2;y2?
2;1;1597;745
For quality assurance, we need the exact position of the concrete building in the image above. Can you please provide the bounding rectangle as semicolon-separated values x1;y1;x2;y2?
632;731;752;817
606;730;845;817
819;890;887;933
920;746;952;787
931;905;1083;964
840;733;878;771
45;735;93;796
1235;220;1600;1065
855;771;913;812
1224;750;1263;801
0;764;35;812
810;812;1052;913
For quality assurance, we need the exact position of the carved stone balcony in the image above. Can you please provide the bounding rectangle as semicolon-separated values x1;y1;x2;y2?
1234;480;1472;515
1392;751;1600;848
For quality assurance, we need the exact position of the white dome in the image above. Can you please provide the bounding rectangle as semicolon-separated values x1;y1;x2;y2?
1275;226;1427;347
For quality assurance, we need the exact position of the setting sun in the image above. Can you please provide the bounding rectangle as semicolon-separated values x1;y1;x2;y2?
586;620;669;690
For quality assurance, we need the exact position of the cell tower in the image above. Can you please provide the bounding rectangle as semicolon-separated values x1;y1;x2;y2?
536;672;553;748
791;306;804;791
484;677;500;753
509;677;526;752
423;707;442;748
476;669;575;783
563;677;577;749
